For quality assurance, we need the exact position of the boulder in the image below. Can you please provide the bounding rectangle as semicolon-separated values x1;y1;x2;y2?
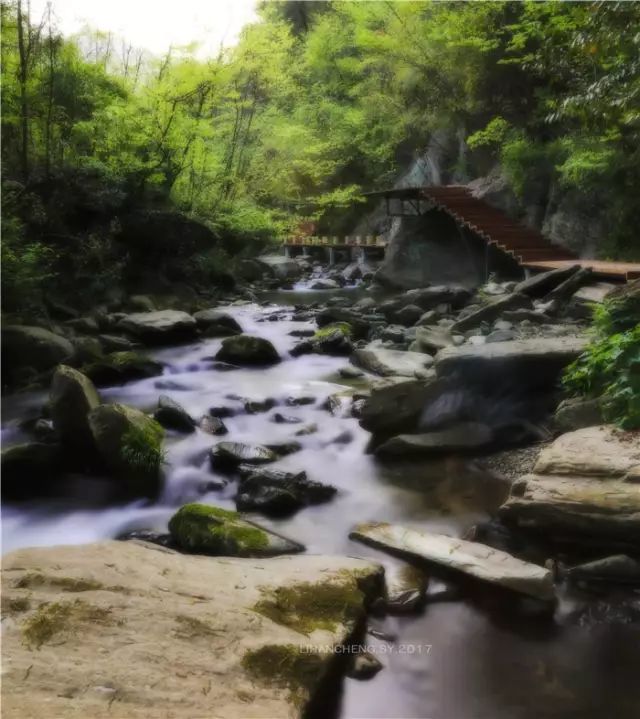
210;442;277;472
359;378;449;436
65;316;100;334
451;293;532;333
500;426;640;545
533;425;640;478
394;304;423;327
154;395;195;433
97;334;136;352
352;346;434;377
192;309;242;335
564;555;640;585
2;325;74;376
500;473;640;545
236;466;336;518
311;323;353;356
254;255;302;280
50;365;101;451
415;310;441;327
215;335;281;366
169;503;303;556
1;541;380;719
199;415;228;435
375;422;494;457
1;443;63;501
128;294;156;312
310;279;340;290
117;310;197;345
514;265;580;298
88;404;164;498
350;522;554;601
83;351;163;386
410;326;455;355
315;307;370;339
544;266;594;311
554;397;604;433
435;337;588;393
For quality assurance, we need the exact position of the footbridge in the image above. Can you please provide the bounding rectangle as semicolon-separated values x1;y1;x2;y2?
283;185;640;280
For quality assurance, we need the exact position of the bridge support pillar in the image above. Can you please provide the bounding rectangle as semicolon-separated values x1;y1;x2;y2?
328;247;336;266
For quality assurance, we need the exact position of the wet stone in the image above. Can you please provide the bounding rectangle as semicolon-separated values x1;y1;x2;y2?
199;415;228;436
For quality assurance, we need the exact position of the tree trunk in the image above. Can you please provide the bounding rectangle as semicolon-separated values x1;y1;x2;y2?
16;0;30;180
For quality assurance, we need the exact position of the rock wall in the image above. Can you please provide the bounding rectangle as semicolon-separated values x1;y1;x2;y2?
363;128;607;289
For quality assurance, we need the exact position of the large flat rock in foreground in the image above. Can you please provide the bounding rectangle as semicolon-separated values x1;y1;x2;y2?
435;337;587;391
1;541;381;719
533;425;640;478
500;425;640;544
349;522;554;601
500;473;640;544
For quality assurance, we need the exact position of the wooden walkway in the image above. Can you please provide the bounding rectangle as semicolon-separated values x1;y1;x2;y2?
366;185;640;281
283;235;386;248
522;259;640;281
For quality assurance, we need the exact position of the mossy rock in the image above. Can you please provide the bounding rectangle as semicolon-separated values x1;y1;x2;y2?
215;334;281;366
168;503;303;557
50;365;101;452
83;351;163;386
88;403;164;498
241;644;325;707
313;322;352;340
253;578;366;635
1;325;75;382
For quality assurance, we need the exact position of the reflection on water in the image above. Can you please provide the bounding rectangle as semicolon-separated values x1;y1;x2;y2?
2;301;640;719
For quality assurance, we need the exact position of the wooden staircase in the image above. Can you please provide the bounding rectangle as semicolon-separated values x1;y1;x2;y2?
421;185;577;264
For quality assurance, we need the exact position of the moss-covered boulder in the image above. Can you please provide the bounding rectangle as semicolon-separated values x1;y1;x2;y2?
117;310;197;346
50;366;101;453
215;335;281;366
168;503;304;557
192;309;242;337
83;351;163;386
88;404;164;498
2;326;74;382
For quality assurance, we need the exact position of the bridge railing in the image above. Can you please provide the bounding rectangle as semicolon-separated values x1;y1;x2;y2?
283;235;386;247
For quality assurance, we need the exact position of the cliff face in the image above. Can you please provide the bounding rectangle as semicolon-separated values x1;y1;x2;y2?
368;129;606;288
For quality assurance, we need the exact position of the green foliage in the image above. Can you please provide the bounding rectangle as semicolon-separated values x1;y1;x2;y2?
564;293;640;429
1;0;639;308
467;117;510;150
120;419;165;477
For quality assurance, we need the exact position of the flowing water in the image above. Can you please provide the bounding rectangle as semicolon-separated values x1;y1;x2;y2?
2;295;639;719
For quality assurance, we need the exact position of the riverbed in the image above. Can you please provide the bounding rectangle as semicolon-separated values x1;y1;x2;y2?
2;295;639;719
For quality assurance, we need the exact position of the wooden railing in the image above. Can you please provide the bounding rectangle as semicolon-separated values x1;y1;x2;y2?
283;235;386;247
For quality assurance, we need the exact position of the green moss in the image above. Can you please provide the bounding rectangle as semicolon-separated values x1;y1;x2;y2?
21;599;113;649
314;322;352;340
252;579;364;635
242;644;325;705
14;573;103;592
120;417;165;477
168;503;269;556
174;614;222;639
2;596;31;614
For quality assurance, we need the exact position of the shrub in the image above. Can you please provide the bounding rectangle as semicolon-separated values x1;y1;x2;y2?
563;289;640;429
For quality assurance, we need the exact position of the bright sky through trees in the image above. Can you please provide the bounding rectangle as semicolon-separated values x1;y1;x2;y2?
29;0;259;56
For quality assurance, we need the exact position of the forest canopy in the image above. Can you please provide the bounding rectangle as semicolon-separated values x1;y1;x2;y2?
2;0;639;311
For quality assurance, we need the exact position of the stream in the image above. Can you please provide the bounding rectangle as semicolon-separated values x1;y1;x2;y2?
2;290;639;719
